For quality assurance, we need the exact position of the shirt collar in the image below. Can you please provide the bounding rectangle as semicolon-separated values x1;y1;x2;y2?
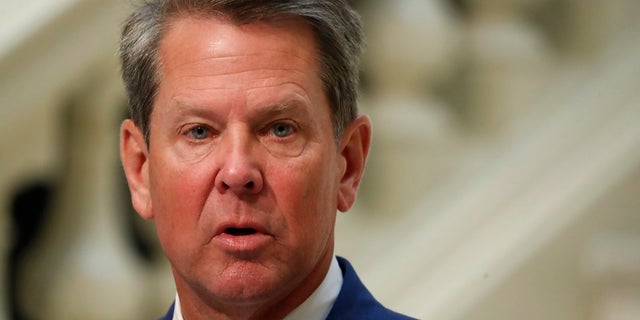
173;255;343;320
283;255;343;320
172;293;184;320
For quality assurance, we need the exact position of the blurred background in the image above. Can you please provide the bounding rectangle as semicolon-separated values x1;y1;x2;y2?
1;0;640;319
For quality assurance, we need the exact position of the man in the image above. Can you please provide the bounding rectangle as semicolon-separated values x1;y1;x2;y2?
119;1;415;319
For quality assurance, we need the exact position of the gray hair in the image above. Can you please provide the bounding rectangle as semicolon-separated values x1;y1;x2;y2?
119;0;365;142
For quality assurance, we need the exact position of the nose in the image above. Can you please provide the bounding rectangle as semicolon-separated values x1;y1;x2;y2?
214;130;264;195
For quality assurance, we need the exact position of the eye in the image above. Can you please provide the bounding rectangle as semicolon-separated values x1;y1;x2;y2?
260;121;305;157
188;126;210;140
271;122;293;138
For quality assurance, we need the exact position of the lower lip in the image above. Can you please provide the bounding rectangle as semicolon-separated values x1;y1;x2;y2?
213;232;273;253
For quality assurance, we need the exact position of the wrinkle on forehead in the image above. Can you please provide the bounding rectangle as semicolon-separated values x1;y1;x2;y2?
156;15;322;97
159;15;319;72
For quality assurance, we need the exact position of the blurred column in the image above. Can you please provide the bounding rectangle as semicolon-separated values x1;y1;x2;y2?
361;0;463;215
583;233;640;320
559;0;640;58
465;0;554;135
17;73;150;319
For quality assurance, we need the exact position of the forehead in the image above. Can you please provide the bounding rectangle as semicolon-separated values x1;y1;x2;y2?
159;14;320;78
154;14;328;115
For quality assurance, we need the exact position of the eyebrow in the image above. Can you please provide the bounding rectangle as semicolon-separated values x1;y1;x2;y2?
251;97;317;126
169;96;311;121
170;98;222;119
254;101;305;118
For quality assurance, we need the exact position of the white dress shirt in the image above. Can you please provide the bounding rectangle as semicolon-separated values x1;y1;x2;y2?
173;256;343;320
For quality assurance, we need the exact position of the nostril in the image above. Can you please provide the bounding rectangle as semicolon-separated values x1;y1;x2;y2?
245;181;254;189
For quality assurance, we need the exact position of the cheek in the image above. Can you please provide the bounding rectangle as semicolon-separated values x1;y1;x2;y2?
151;162;209;213
152;145;216;200
149;156;215;248
270;155;338;241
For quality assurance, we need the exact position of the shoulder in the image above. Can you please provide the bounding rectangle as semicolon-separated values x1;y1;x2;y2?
327;257;418;320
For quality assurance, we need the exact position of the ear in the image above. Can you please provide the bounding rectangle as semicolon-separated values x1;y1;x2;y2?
120;119;154;219
336;115;372;212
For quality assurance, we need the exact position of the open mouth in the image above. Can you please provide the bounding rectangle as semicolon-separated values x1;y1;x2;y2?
225;228;258;236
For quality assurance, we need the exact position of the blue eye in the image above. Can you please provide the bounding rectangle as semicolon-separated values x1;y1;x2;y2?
189;126;209;139
272;123;293;137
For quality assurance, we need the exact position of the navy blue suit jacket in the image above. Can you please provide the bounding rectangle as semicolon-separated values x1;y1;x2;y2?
159;257;416;319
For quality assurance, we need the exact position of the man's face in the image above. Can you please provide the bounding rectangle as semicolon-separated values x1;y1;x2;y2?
120;15;369;314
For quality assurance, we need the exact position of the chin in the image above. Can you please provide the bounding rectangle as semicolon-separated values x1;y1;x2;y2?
199;260;293;305
207;280;291;309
